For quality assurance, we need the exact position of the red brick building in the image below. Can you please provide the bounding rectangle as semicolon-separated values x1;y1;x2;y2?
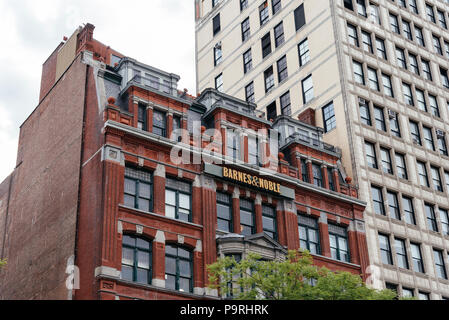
0;24;369;300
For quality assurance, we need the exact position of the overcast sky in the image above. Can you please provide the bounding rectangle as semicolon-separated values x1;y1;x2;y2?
0;0;196;182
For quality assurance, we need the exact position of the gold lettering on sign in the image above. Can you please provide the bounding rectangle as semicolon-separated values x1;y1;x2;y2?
222;167;282;194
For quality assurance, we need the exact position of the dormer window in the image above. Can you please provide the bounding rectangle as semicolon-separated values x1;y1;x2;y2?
153;110;167;137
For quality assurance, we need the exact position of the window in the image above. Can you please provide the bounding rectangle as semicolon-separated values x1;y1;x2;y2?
262;205;277;240
415;26;425;46
409;121;421;145
402;82;413;106
329;224;350;262
445;41;449;59
328;168;335;191
365;141;378;169
353;60;365;85
212;0;219;7
261;33;272;58
312;164;323;187
362;30;373;53
402;288;414;298
369;3;381;24
240;0;248;11
426;3;436;23
165;245;192;293
272;0;281;15
298;215;320;255
387;191;400;220
408;0;418;14
137;104;147;130
390;112;401;137
395;238;409;269
347;23;359;46
214;46;222;66
376;38;387;59
227;129;240;160
396;47;407;69
302;75;314;104
417;161;429;187
422;59;432;81
433;35;443;55
357;0;367;17
408;53;419;75
147;74;160;91
280;91;291;116
402;20;412;40
379;234;393;265
248;135;259;165
390;13;400;34
437;10;447;29
374;106;386;131
411;243;424;273
431;166;442;192
274;22;284;47
344;0;354;11
423;126;435;151
217;192;233;232
298;39;310;66
301;159;309;183
240;199;255;235
402;196;416;225
241;18;250;42
259;1;269;26
215;73;223;92
395;153;407;179
277;55;288;83
121;235;152;284
264;66;275;93
428;95;439;117
245;82;255;103
367;67;379;91
415;88;426;111
243;49;252;74
439;208;449;235
440;67;449;88
446;171;449;193
266;101;277;121
323;102;336;132
165;178;191;222
359;101;371;125
425;203;438;232
294;4;306;31
419;292;430;300
382;74;393;97
213;14;221;36
371;185;385;215
433;249;447;279
380;147;393;174
438;134;448;156
124;166;153;212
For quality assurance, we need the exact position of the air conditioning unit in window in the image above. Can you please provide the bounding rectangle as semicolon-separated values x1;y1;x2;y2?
436;129;445;137
358;97;367;105
215;41;222;49
388;110;397;119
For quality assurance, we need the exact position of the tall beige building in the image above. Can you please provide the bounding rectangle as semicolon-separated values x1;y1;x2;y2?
195;0;449;299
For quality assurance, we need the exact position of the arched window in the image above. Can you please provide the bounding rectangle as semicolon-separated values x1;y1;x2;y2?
165;244;193;293
121;235;152;285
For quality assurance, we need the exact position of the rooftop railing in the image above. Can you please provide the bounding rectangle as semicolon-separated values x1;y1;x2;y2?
284;132;340;155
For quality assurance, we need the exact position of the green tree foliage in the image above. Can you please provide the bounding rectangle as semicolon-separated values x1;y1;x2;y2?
207;250;397;300
0;259;6;269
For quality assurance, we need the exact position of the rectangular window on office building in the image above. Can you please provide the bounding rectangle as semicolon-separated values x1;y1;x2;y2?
347;23;358;46
379;233;393;265
382;73;393;97
214;46;222;66
243;49;252;74
417;161;429;187
277;55;288;83
329;224;350;262
376;38;387;59
245;82;255;103
213;14;221;36
241;17;250;42
431;166;443;192
362;30;373;53
272;0;281;15
261;33;272;58
248;135;259;166
274;22;284;47
425;203;438;232
411;243;424;273
240;0;248;11
353;60;365;85
298;215;320;255
359;100;371;125
165;178;192;223
371;185;385;215
322;102;336;132
240;199;255;235
373;106;386;131
298;38;310;66
259;1;269;26
280;91;291;116
409;120;421;145
266;101;277;121
402;196;415;225
302;75;314;104
365;141;378;169
217;192;233;232
440;208;449;235
294;4;306;31
312;163;322;187
380;147;393;174
395;153;407;179
264;66;275;93
153;110;167;137
395;238;409;269
124;166;153;212
262;205;277;240
137;103;147;131
433;249;448;279
387;191;400;220
215;73;223;92
389;112;401;137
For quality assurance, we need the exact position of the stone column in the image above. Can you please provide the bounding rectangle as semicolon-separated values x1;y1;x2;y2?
132;98;139;128
322;164;329;189
193;240;205;296
318;212;331;258
153;164;166;216
167;112;174;139
333;168;341;193
147;103;154;133
306;159;313;184
254;194;263;234
152;231;166;288
277;200;299;250
348;222;359;265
